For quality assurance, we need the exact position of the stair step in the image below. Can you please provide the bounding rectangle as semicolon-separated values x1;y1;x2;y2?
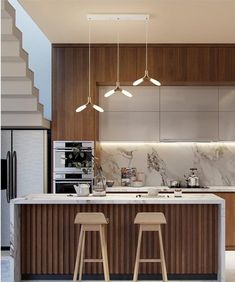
1;27;22;41
1;0;15;19
1;77;33;95
1;94;43;112
1;111;50;129
1;59;27;77
1;40;20;56
1;17;13;34
2;56;24;62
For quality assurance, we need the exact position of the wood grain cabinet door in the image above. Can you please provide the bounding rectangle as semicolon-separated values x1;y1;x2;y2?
215;193;235;250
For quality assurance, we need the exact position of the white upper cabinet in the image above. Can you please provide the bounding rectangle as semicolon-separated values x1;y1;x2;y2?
160;86;219;141
99;86;159;141
160;112;218;141
99;86;159;111
99;112;159;141
160;86;218;111
219;112;235;141
99;86;235;142
219;87;235;111
219;87;235;141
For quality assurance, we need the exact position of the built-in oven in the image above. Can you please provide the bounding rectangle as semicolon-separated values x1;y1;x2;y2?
53;141;94;194
54;141;93;171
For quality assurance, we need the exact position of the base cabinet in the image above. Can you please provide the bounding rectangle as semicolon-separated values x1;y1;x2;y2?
215;193;235;250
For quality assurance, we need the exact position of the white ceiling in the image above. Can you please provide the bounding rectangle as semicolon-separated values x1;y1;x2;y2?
19;0;235;43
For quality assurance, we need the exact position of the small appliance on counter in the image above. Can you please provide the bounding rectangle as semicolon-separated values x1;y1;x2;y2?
184;168;200;188
53;141;94;193
169;180;180;188
121;167;137;186
121;168;146;187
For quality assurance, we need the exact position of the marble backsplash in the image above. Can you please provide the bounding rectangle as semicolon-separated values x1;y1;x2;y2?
99;143;235;186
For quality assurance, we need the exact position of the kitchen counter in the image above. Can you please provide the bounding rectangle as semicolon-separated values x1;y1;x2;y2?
10;193;225;282
106;186;235;193
12;192;224;204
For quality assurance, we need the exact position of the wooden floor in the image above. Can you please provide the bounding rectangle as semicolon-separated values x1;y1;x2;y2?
21;204;218;276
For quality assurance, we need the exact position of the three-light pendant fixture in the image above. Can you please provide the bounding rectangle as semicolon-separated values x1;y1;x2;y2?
75;14;161;113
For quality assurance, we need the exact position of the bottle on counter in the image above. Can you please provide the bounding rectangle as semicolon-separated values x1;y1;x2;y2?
93;174;106;196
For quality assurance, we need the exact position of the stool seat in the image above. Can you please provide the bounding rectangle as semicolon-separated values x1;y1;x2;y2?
134;212;167;225
74;212;108;225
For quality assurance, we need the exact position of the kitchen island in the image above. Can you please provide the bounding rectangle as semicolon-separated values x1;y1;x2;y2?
10;193;225;281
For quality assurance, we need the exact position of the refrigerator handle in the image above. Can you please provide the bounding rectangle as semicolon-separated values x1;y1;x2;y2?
12;151;17;199
6;151;11;203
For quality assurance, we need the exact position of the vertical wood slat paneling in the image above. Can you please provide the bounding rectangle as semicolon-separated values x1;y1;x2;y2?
36;205;42;274
47;205;53;273
21;204;218;275
52;205;58;273
42;205;47;274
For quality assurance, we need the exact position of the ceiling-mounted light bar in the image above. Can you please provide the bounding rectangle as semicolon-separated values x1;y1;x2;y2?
87;14;149;21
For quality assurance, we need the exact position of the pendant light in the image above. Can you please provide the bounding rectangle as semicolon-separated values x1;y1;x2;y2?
104;20;132;98
76;21;104;113
133;19;161;86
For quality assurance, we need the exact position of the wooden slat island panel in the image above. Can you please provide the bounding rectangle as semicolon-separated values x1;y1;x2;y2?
21;204;218;276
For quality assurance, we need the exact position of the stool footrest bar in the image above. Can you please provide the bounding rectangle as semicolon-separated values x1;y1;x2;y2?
84;259;103;263
139;259;161;263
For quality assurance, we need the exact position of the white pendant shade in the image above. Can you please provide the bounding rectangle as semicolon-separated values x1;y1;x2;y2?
149;77;161;86
104;89;115;98
76;104;87;112
133;77;144;86
122;89;133;97
93;104;104;112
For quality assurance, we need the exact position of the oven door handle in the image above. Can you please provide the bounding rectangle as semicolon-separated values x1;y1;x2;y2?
55;149;74;152
55;148;91;152
55;181;91;183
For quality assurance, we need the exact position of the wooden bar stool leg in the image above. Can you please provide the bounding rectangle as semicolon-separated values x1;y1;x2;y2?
100;225;110;282
158;226;168;282
73;226;84;282
133;225;143;282
78;230;86;282
102;225;110;281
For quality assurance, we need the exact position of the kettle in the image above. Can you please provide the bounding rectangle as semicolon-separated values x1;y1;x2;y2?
74;184;90;196
184;168;200;188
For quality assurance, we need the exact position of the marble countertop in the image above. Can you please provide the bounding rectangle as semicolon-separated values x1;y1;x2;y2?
12;193;224;205
106;186;235;193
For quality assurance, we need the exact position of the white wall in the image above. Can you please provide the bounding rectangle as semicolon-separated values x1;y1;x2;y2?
9;0;52;120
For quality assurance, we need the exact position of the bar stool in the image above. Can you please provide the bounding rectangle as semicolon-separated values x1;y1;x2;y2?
73;212;109;282
133;212;168;282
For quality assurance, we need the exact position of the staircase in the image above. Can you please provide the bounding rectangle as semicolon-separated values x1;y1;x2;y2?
1;0;50;128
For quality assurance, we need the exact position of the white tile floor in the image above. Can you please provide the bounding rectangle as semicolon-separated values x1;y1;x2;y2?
1;251;235;282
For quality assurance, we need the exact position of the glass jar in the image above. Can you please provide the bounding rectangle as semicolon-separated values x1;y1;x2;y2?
93;174;106;196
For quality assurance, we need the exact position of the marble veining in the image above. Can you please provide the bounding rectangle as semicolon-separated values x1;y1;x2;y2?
100;143;235;187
